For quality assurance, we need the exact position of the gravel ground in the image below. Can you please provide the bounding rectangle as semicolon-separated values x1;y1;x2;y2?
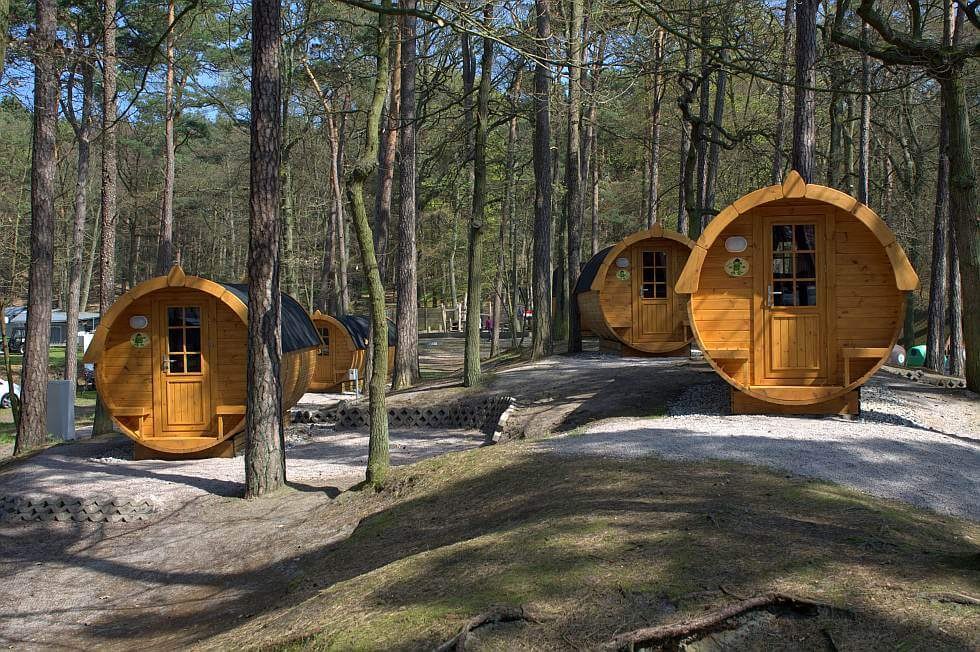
0;425;486;510
541;373;980;521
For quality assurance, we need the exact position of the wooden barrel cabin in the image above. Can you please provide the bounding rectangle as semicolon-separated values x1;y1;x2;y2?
308;311;396;392
82;266;319;459
676;171;919;414
575;225;695;356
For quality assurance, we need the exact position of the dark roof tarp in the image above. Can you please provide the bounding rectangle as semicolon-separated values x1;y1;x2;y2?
573;246;614;295
219;283;321;353
337;315;397;350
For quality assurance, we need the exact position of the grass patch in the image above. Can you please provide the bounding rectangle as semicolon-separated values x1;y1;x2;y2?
214;444;980;651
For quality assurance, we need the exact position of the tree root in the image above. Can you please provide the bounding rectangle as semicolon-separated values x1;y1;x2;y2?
434;604;538;652
602;592;842;651
921;591;980;606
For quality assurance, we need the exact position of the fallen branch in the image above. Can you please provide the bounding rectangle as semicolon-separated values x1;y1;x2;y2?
921;591;980;606
601;592;839;651
434;605;537;652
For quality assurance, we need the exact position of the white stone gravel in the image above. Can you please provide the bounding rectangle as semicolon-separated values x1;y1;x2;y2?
0;426;486;510
542;375;980;521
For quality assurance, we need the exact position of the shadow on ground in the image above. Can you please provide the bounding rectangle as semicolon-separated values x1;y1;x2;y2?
1;445;976;650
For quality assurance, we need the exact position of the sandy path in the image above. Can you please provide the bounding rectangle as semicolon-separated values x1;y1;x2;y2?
540;374;980;520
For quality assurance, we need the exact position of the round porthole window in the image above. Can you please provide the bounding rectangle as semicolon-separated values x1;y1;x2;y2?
725;236;748;253
129;315;149;329
615;257;630;268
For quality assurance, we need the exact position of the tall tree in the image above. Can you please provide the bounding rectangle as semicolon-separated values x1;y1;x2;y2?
531;0;553;359
566;0;584;353
792;0;818;181
347;1;392;487
245;0;286;498
463;1;493;385
155;0;177;274
0;0;9;82
856;23;871;202
833;0;979;390
645;29;665;228
392;0;419;389
771;0;794;184
62;52;95;388
94;0;119;437
374;33;401;282
16;0;58;455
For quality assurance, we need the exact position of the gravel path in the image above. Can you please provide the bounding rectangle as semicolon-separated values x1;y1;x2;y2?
540;373;980;521
0;426;486;510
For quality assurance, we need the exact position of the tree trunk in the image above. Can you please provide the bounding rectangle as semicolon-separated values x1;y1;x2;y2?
16;0;58;455
155;0;176;275
392;0;419;389
374;33;401;282
244;0;286;498
64;61;95;387
80;210;99;310
0;0;9;83
925;92;950;372
497;66;523;355
948;227;965;377
771;0;794;184
677;0;695;232
566;0;584;353
704;51;727;218
941;71;979;391
646;29;664;228
463;3;493;385
857;24;871;202
347;4;392;487
531;0;553;360
792;0;817;181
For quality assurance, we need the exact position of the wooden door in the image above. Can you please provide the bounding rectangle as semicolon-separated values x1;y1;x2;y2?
154;301;213;434
756;218;827;383
314;324;335;384
632;247;673;342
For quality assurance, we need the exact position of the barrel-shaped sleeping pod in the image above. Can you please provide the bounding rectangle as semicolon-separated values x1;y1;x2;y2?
308;311;396;392
575;225;696;356
82;266;319;459
676;171;919;414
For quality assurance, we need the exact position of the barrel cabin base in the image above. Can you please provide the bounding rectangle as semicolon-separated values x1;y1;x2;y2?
730;387;859;416
134;435;241;461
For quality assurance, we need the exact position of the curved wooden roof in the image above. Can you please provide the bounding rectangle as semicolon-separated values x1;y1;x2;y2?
675;171;919;294
587;225;695;293
312;311;397;349
83;266;319;363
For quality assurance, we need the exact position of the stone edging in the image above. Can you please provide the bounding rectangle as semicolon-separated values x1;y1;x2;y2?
292;395;519;442
1;496;156;523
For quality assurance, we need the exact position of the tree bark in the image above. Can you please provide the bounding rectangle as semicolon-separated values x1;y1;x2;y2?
16;0;58;455
0;0;9;83
566;0;584;353
392;0;419;389
941;71;979;391
347;3;392;487
531;0;553;360
155;0;176;275
857;24;871;202
64;60;95;387
645;29;665;228
677;0;695;232
463;2;493;385
374;33;401;282
496;66;522;355
245;0;286;498
948;227;965;377
791;0;817;181
704;50;727;218
925;87;950;372
771;0;793;184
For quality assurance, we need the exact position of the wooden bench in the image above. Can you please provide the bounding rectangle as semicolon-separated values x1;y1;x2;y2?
705;348;750;360
111;406;150;438
216;405;246;438
842;347;890;385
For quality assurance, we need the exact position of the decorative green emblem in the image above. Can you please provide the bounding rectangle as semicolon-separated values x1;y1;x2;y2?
616;269;630;281
130;332;149;349
724;257;749;277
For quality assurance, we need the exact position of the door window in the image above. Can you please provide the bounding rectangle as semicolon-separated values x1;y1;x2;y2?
318;327;330;356
640;251;668;299
771;224;817;307
166;306;202;374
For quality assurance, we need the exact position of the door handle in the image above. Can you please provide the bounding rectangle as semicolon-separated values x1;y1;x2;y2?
162;356;170;373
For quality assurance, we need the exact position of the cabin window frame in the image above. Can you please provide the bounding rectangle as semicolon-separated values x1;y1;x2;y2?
769;223;818;308
165;305;204;375
317;326;331;356
640;250;669;300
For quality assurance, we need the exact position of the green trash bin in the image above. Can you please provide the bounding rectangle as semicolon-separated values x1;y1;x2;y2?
907;345;927;367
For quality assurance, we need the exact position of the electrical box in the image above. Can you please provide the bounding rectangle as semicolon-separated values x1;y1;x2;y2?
46;380;75;441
